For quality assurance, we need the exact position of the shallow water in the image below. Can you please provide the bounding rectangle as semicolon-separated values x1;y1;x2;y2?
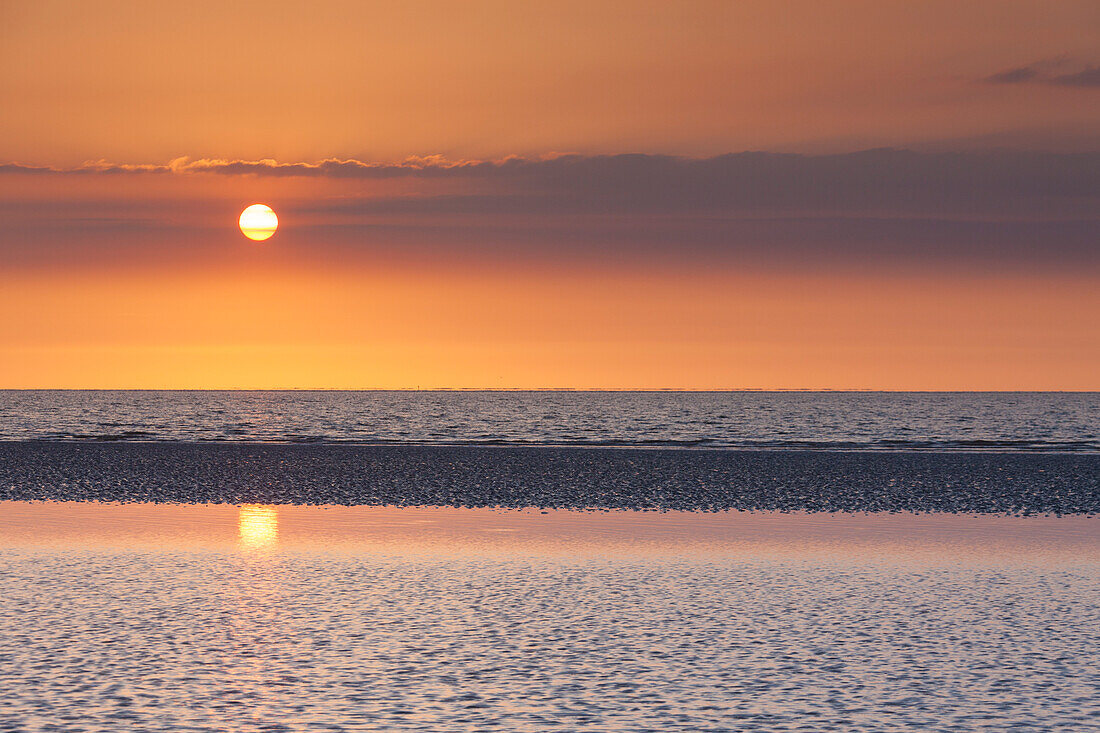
1;390;1097;451
1;503;1098;732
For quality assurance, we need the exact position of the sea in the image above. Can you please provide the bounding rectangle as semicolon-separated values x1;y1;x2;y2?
0;390;1097;451
1;391;1098;731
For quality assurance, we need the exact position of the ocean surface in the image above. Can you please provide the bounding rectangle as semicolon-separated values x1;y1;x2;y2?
1;390;1097;451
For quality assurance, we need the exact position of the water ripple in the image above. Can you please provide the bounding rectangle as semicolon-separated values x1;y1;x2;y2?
1;550;1097;731
0;391;1097;452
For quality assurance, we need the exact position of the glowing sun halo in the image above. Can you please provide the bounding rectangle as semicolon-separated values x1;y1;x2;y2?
239;203;278;241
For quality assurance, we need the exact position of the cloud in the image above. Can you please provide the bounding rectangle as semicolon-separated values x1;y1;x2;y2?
4;149;1099;219
1054;66;1100;88
0;155;512;178
2;149;1097;274
985;59;1100;88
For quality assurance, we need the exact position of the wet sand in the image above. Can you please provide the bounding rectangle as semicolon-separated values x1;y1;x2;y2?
2;441;1098;513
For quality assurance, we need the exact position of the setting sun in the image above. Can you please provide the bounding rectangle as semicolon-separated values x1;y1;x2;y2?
238;203;278;241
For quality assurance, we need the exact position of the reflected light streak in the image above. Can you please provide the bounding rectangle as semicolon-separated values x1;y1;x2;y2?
238;505;278;549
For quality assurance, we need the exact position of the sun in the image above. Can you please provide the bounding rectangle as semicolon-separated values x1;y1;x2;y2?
239;203;278;241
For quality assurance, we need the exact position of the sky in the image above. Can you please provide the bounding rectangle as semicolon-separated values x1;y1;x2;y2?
1;0;1097;389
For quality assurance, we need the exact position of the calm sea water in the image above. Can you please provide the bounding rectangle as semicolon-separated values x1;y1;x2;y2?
2;503;1099;732
0;390;1096;451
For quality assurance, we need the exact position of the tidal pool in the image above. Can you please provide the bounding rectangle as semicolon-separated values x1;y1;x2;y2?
1;502;1097;732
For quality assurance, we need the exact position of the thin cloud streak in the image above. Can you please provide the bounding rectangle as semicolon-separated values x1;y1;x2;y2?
985;58;1100;88
0;155;513;178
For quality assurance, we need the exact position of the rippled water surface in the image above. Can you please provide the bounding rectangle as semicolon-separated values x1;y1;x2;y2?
1;503;1098;732
1;390;1097;450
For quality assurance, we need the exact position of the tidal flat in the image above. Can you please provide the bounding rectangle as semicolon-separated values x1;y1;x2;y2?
2;442;1098;514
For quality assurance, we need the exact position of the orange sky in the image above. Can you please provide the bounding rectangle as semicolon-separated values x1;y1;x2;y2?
4;0;1099;163
1;0;1097;388
3;265;1097;389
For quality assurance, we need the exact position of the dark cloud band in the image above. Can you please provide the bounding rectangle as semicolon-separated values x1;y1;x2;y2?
4;149;1099;217
2;149;1097;273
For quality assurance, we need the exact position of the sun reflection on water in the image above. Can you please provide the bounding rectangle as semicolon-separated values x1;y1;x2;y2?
238;505;278;549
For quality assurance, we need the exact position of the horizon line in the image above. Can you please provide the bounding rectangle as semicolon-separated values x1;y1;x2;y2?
0;388;1096;394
